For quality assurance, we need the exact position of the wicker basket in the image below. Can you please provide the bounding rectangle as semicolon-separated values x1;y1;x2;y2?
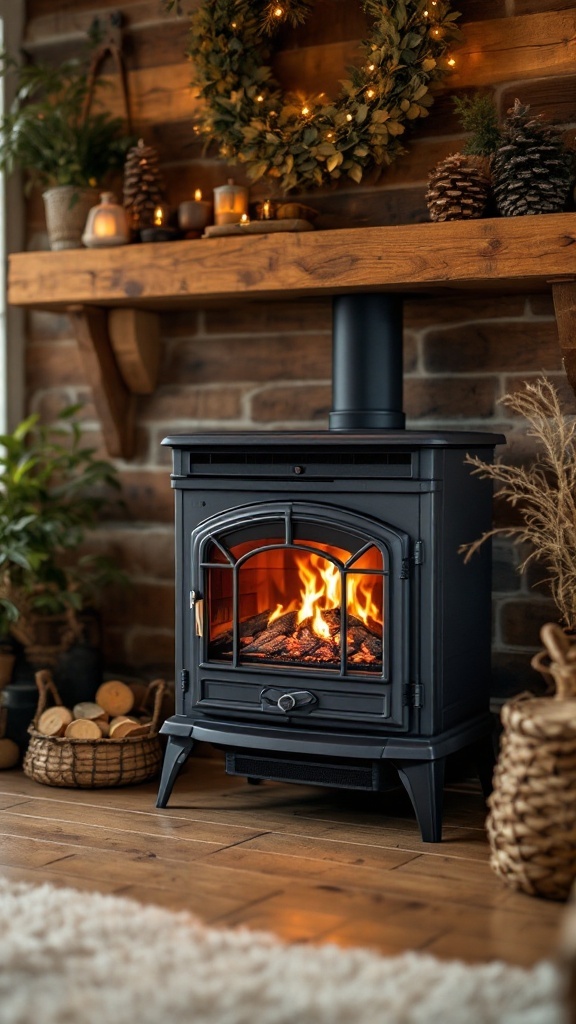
23;670;165;789
487;623;576;900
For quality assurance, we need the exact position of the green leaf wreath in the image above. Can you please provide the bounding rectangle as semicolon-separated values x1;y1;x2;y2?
172;0;462;192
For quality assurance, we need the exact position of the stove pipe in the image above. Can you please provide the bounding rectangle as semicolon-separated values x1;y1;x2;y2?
329;293;405;431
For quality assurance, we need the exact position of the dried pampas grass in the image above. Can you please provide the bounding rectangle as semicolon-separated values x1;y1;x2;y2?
461;378;576;630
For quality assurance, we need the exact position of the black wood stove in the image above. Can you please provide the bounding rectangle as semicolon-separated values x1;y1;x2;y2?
156;295;504;841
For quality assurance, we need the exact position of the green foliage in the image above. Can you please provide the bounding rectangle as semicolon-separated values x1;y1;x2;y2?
0;407;123;636
0;51;132;191
179;0;462;193
453;93;500;157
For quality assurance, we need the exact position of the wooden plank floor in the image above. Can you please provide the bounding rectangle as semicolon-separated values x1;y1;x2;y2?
0;756;565;967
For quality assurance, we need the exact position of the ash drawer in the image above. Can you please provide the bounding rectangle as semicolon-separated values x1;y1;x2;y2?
196;677;390;720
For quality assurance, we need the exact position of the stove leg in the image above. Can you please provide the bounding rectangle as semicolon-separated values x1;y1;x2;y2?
394;758;446;843
470;734;496;799
156;736;195;808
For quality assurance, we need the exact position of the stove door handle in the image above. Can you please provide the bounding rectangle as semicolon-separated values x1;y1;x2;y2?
194;598;204;637
260;688;318;713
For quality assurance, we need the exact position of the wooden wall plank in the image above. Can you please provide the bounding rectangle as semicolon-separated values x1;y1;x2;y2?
93;63;200;128
451;11;576;87
500;76;576;123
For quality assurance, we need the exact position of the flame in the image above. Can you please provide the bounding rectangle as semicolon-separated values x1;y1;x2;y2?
267;551;382;638
348;575;381;631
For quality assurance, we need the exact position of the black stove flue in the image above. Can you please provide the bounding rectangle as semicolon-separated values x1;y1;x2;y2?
155;293;504;842
330;294;405;431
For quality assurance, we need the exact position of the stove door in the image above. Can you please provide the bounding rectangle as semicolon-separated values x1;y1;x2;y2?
189;501;411;729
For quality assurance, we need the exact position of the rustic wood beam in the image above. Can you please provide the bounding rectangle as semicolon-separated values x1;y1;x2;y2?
9;215;576;311
552;281;576;398
67;305;135;460
108;309;161;395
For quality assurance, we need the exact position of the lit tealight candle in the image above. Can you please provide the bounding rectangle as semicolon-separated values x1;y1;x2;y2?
240;213;250;225
178;190;213;234
140;202;179;242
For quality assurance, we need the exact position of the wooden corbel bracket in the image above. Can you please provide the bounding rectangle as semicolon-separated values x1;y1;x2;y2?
67;305;161;459
551;279;576;398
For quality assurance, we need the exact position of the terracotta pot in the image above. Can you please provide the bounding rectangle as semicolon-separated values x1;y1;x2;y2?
42;186;99;250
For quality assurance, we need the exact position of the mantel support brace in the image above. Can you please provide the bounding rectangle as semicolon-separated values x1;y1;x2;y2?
67;305;161;459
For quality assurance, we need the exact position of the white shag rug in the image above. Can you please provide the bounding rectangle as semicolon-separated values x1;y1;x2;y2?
0;878;566;1024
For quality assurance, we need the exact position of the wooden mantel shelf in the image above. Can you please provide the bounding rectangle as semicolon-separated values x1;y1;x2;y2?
8;213;576;458
9;214;576;309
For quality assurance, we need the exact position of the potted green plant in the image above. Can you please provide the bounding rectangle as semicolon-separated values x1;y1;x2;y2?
0;406;123;696
0;50;132;249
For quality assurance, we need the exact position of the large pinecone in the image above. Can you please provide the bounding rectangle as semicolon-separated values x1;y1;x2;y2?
426;153;491;222
492;100;574;216
123;139;165;231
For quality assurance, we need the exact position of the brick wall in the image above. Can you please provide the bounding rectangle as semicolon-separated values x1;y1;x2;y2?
21;0;576;697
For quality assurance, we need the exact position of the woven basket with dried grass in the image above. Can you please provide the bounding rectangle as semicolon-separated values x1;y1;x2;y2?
487;623;576;900
23;670;165;789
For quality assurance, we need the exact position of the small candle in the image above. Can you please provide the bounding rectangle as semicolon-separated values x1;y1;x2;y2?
140;202;179;242
240;213;250;225
213;179;249;225
82;192;130;248
258;198;275;221
178;191;213;233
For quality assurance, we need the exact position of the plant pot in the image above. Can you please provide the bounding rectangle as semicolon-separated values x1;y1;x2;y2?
14;611;102;708
42;186;99;250
0;681;38;751
0;643;15;690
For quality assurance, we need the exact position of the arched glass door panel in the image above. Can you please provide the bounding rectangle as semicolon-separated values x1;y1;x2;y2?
202;520;387;677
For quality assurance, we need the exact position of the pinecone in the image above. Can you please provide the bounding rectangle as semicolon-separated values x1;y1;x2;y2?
492;99;574;216
426;153;491;222
123;139;165;231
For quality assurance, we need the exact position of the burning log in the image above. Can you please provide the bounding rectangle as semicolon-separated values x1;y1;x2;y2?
210;607;382;669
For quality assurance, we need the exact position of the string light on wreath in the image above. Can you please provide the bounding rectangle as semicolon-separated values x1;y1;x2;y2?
179;0;462;193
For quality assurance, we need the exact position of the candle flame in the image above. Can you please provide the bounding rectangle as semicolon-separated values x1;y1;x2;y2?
194;188;202;201
154;206;164;226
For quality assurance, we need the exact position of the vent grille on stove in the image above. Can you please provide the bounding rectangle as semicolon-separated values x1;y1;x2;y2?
225;752;381;790
190;451;412;467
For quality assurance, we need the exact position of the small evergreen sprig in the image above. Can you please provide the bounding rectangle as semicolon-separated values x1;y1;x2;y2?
453;93;501;157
